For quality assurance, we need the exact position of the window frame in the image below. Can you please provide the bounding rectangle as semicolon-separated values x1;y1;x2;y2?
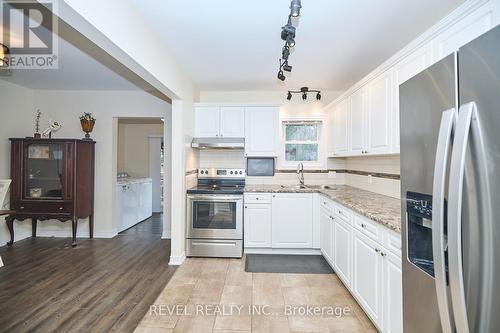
278;116;327;170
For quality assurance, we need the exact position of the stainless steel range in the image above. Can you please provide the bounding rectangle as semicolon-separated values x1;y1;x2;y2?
186;168;245;258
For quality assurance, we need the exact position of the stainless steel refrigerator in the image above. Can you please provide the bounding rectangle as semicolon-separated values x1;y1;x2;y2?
400;25;500;333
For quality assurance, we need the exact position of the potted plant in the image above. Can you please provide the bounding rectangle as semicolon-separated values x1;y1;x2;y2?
80;112;96;140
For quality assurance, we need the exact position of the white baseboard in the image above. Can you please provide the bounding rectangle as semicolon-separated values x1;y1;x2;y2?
244;248;322;255
161;233;171;240
169;252;186;265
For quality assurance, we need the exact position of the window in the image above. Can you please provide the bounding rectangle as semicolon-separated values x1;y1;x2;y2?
283;122;321;162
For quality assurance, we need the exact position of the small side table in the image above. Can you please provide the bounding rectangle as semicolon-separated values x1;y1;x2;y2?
1;210;16;246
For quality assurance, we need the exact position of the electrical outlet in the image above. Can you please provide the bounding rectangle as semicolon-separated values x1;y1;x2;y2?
328;171;336;179
368;175;373;184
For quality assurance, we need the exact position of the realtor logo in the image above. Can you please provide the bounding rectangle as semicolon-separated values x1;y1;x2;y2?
1;0;58;69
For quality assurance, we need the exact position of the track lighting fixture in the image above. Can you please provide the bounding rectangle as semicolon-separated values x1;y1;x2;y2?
282;46;290;60
277;70;286;81
276;1;303;82
283;61;292;72
290;0;302;17
286;87;322;101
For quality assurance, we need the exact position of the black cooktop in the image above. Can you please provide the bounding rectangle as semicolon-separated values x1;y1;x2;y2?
187;178;245;195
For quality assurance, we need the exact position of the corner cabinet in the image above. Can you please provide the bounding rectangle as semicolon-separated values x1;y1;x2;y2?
6;138;95;247
244;106;279;157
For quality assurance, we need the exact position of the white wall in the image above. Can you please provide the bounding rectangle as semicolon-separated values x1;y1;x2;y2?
59;0;199;264
0;80;171;244
117;123;163;178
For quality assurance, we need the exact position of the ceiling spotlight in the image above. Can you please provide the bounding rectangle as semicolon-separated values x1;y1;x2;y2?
283;61;292;72
316;92;322;100
281;22;296;42
286;36;296;48
290;0;302;17
302;92;308;100
282;46;290;60
278;70;286;81
287;92;292;100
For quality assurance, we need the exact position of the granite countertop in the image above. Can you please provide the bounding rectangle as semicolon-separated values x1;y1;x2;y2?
244;184;401;233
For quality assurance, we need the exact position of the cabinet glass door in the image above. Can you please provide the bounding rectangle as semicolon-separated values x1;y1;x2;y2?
24;143;65;199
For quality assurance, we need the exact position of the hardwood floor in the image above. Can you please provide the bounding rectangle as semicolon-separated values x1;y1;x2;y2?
0;214;176;333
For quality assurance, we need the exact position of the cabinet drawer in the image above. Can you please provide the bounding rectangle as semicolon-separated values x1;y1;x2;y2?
354;215;382;243
335;205;352;223
320;196;334;211
15;201;73;215
385;230;402;256
244;193;272;204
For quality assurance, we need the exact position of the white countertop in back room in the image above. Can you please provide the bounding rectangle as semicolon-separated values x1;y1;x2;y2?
244;184;401;233
116;177;152;185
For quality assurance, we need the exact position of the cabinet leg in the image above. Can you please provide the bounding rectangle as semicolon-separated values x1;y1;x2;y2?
71;218;78;247
89;215;94;239
6;216;14;246
32;218;37;238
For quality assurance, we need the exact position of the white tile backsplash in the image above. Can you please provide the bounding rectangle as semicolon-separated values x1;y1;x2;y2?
199;150;246;168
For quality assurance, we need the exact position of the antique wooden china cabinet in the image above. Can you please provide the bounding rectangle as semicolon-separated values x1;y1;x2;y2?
6;138;95;247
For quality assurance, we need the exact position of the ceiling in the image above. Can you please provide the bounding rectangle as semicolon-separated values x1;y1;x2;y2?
130;0;465;91
0;1;148;91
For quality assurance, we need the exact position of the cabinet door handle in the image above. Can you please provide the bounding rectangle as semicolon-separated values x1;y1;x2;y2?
245;206;247;209
381;252;387;257
375;248;380;253
256;197;259;200
59;207;63;210
20;206;24;209
361;223;366;228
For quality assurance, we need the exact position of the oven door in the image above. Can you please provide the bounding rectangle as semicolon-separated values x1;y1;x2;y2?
187;195;243;239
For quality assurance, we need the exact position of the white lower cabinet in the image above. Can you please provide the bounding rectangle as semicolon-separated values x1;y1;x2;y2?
320;195;402;333
384;250;403;333
320;207;334;264
352;230;384;328
244;203;272;248
271;193;313;248
333;217;352;287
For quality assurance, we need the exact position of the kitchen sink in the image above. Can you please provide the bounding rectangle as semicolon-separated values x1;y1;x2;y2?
280;184;309;190
304;185;336;190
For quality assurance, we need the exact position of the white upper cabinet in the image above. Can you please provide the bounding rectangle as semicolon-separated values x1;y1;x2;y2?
194;106;245;138
245;106;279;157
393;44;432;152
432;2;495;62
366;70;393;155
195;106;220;137
271;193;313;248
349;88;366;155
332;99;349;156
220;106;245;138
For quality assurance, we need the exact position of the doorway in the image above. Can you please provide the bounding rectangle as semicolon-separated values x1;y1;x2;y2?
116;118;165;235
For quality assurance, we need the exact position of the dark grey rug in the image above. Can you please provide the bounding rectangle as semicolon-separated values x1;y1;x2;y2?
245;254;335;274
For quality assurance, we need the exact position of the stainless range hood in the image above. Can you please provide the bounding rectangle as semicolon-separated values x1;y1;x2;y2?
191;137;245;149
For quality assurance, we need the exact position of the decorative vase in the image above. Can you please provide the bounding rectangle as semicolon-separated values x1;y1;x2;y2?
79;113;95;140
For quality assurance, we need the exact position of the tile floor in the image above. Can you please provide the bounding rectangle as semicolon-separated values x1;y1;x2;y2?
135;257;378;333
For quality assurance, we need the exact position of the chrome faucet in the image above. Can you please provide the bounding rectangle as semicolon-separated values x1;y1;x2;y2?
297;162;305;186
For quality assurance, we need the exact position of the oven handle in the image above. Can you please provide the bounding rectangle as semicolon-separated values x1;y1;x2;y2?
187;195;243;202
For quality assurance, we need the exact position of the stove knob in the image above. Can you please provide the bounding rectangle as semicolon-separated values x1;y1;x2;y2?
239;171;243;175
230;171;234;175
